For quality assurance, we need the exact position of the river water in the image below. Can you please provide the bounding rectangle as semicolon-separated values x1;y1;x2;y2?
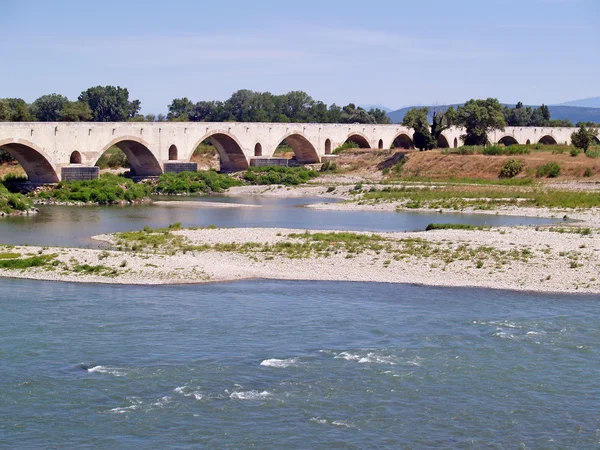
0;196;563;248
1;279;598;448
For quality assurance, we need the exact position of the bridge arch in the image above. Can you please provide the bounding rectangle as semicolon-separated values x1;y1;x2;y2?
498;136;519;146
437;134;450;148
254;143;262;157
345;133;371;149
0;138;59;183
453;137;458;148
276;133;320;164
70;151;82;164
391;133;413;149
168;144;178;161
324;139;332;155
526;139;531;145
97;136;162;177
538;135;557;145
190;131;248;172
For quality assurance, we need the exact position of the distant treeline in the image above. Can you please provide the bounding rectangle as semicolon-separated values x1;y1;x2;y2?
503;102;574;128
0;87;390;125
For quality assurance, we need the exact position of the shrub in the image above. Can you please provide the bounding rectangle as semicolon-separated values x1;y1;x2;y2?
570;148;581;157
482;145;531;156
95;147;129;169
155;171;242;194
35;173;153;204
584;168;593;177
499;159;523;178
242;166;319;186
333;141;359;155
2;173;28;183
456;146;480;155
586;150;600;159
320;161;337;172
0;183;33;213
536;162;561;178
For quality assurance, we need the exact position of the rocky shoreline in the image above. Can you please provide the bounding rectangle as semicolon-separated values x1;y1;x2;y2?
1;224;600;294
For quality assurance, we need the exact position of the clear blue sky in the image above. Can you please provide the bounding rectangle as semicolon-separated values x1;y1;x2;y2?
1;0;598;113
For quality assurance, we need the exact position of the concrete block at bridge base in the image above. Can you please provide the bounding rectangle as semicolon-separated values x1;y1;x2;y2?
250;158;289;167
321;155;338;163
61;166;99;181
163;162;198;173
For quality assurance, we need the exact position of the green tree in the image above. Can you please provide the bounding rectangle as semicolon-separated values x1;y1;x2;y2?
0;100;9;121
30;94;69;121
456;98;506;145
1;98;34;121
431;107;456;141
402;107;436;150
167;97;194;121
368;108;392;124
78;86;141;122
571;124;599;153
58;101;93;122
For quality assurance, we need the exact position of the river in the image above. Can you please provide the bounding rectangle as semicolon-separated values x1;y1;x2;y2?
0;196;563;248
1;278;598;448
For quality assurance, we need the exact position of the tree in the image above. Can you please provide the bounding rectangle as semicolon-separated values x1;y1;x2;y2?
0;100;9;121
456;98;506;145
30;94;69;121
571;124;599;153
167;97;194;121
0;98;34;121
368;108;392;124
402;107;436;150
78;86;141;122
431;107;456;141
58;101;93;122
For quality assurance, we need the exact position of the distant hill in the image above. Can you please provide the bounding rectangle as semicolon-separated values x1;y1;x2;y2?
387;104;600;125
556;97;600;108
359;104;393;112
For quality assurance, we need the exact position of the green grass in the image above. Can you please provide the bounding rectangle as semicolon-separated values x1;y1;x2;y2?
390;176;535;186
0;252;21;259
362;185;600;210
0;254;57;269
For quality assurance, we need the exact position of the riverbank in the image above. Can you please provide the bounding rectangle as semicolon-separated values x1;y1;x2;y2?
1;225;599;293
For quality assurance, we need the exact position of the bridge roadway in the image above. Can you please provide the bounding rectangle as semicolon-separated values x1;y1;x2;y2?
0;122;578;183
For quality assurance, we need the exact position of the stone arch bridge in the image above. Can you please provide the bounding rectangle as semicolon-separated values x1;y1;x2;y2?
0;122;579;183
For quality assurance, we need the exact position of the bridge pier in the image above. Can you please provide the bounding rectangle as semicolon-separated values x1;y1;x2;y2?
61;166;99;181
163;162;198;173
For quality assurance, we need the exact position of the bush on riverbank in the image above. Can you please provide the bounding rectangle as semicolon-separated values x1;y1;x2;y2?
95;147;129;169
35;173;152;204
154;170;243;194
0;179;33;214
536;162;561;178
242;166;319;185
499;159;524;178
